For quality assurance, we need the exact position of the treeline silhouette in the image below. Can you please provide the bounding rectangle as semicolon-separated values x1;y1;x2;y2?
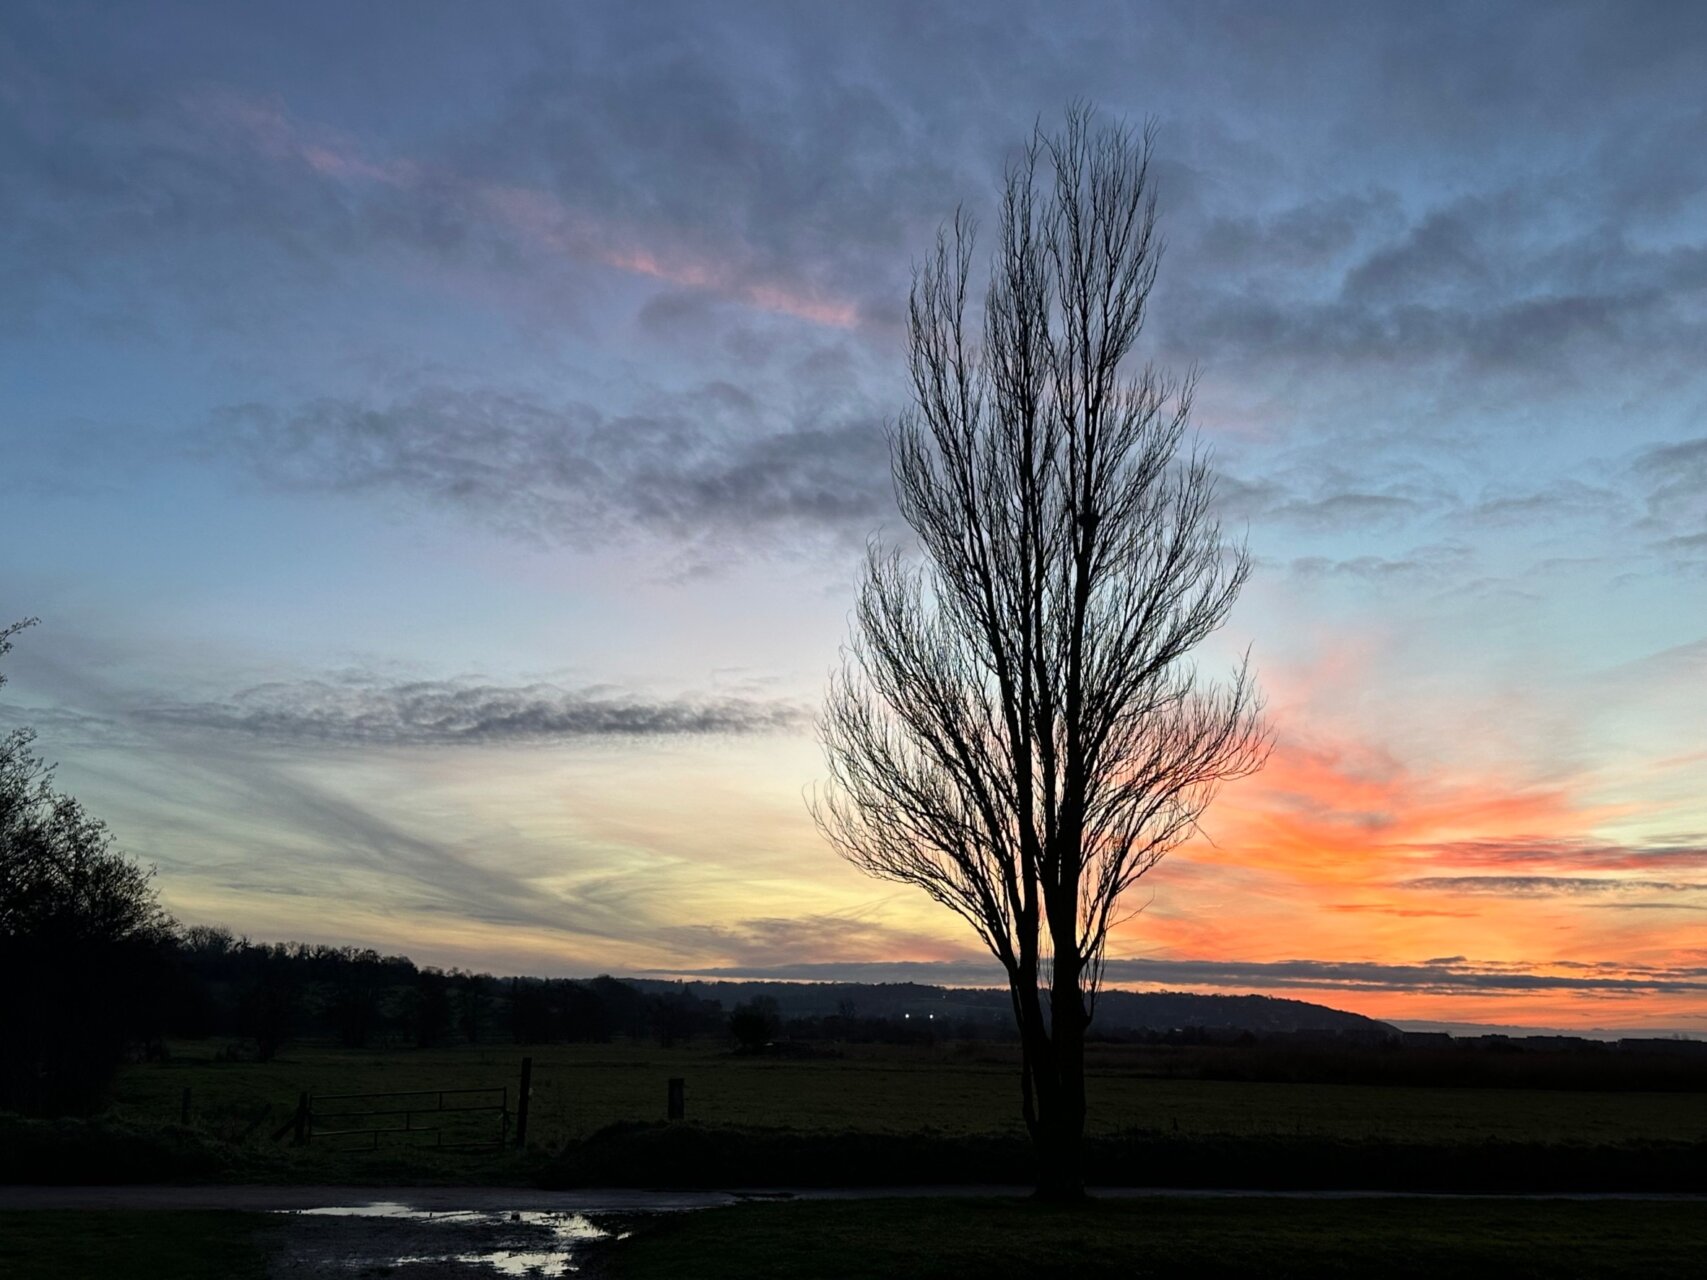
160;927;959;1056
3;916;971;1114
6;623;1704;1123
167;926;735;1054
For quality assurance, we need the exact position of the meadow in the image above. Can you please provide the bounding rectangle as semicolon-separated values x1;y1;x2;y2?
34;1036;1700;1190
7;1037;1707;1276
111;1038;1707;1145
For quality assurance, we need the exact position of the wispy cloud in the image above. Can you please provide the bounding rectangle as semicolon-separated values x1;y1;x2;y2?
1403;837;1707;874
202;385;890;548
1099;957;1707;996
665;955;1707;996
205;86;869;328
138;675;806;745
1402;875;1707;897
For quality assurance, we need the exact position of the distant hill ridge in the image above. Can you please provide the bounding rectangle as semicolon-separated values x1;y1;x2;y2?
625;978;1394;1037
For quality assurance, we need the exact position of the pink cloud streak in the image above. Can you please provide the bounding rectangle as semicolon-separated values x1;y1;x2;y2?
199;90;858;328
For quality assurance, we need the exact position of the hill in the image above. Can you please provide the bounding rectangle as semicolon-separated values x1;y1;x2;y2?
625;978;1394;1039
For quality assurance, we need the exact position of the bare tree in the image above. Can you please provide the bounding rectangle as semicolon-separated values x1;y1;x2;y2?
815;108;1269;1199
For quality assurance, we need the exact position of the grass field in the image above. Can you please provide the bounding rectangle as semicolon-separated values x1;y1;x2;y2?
5;1036;1692;1187
110;1037;1707;1145
598;1196;1707;1279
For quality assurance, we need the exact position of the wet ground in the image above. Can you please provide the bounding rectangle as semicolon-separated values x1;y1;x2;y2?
8;1184;1706;1276
264;1202;622;1277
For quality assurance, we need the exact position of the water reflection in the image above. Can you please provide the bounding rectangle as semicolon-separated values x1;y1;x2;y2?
279;1202;619;1276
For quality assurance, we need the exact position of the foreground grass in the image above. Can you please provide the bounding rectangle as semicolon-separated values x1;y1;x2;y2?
602;1196;1707;1279
0;1210;271;1280
114;1038;1707;1146
61;1038;1707;1187
7;1197;1704;1278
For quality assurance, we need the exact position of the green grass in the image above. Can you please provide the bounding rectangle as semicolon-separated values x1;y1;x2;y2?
113;1037;1707;1144
600;1196;1707;1279
71;1038;1707;1186
0;1211;271;1280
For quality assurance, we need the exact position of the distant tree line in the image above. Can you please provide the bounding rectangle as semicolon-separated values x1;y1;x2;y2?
1;619;753;1113
157;927;737;1056
2;619;179;1113
6;620;1703;1119
0;603;1000;1117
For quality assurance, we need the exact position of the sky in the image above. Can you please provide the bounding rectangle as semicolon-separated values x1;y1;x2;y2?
2;1;1704;1032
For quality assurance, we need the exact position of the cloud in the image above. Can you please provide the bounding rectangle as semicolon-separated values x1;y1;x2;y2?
1404;836;1707;873
202;384;892;547
1094;957;1707;995
1267;492;1423;531
1324;903;1477;918
0;32;944;337
665;955;1707;995
656;911;975;970
658;958;1007;986
1168;184;1707;383
1285;543;1473;585
1465;479;1624;528
1402;876;1707;897
137;674;806;745
1632;435;1707;525
1587;903;1707;912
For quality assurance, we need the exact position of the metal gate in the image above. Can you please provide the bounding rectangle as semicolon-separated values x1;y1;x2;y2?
307;1085;509;1150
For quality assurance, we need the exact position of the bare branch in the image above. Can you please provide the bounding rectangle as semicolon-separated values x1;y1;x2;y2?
814;107;1270;1197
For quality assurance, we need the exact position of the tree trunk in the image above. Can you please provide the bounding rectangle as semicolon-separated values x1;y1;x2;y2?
1041;975;1089;1200
1013;974;1088;1201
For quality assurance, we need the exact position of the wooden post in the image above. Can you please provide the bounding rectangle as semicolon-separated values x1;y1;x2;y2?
179;1087;192;1126
293;1091;310;1146
515;1056;533;1149
667;1076;685;1121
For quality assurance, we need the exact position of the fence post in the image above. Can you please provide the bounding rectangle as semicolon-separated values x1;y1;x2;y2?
667;1077;685;1121
293;1091;310;1145
515;1056;533;1149
180;1087;192;1126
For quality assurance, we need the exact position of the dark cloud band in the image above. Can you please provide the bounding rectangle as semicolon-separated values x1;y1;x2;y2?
138;675;805;744
203;387;890;548
665;955;1707;995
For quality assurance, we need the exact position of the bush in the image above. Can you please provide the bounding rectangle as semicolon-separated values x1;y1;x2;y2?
729;998;781;1052
0;1112;258;1185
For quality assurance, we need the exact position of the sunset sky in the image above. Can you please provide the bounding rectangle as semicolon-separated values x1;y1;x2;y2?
3;1;1704;1032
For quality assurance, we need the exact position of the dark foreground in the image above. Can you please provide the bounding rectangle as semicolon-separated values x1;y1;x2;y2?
7;1195;1707;1278
599;1197;1707;1279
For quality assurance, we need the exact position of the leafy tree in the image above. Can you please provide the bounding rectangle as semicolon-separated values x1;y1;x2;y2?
415;967;452;1048
1;619;177;1111
456;971;489;1045
816;110;1269;1198
729;996;781;1052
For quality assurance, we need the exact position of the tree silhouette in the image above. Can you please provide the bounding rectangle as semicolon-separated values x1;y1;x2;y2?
816;108;1270;1198
1;619;177;1111
729;996;781;1052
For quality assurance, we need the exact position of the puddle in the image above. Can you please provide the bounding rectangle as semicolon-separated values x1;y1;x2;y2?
274;1202;623;1276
